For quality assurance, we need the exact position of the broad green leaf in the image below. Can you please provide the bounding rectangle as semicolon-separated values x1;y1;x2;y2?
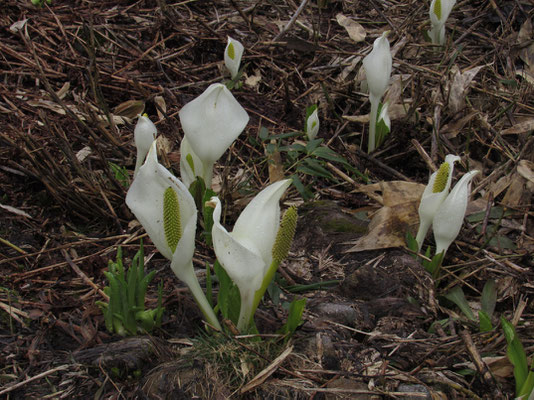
405;231;419;256
481;279;497;318
502;317;529;395
297;158;333;179
259;126;270;140
478;310;493;332
444;286;476;321
311;146;350;166
305;138;323;154
279;298;306;336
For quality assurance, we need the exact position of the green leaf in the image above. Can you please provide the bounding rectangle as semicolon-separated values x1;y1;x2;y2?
205;262;213;308
405;232;419;256
502;317;529;395
311;146;350;166
289;174;313;200
481;279;497;318
214;261;241;324
279;298;306;336
444;286;476;321
466;206;509;223
305;139;323;154
478;310;493;333
305;104;318;121
259;126;270;141
424;251;443;278
109;162;130;188
518;359;534;399
297;158;332;179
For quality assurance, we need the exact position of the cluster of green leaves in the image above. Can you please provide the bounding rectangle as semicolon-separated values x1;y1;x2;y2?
209;259;306;338
502;318;534;398
109;162;130;188
441;280;496;332
406;232;444;278
97;242;164;336
466;206;516;251
258;126;366;200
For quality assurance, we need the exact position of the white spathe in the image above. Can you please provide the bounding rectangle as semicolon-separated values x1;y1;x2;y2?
126;141;221;330
415;154;461;251
211;179;292;331
224;36;244;80
428;0;457;45
126;141;197;269
179;83;249;175
180;136;213;188
134;115;157;177
306;108;320;141
433;170;479;256
362;31;392;152
363;32;392;102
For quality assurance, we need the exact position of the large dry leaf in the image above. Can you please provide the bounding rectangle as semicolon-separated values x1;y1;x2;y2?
501;118;534;135
518;19;534;75
113;99;145;119
449;65;484;113
336;14;366;42
346;181;425;252
154;95;166;121
502;172;529;207
517;160;534;184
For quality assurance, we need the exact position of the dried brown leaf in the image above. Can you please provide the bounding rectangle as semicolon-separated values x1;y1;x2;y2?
336;14;366;43
346;181;424;252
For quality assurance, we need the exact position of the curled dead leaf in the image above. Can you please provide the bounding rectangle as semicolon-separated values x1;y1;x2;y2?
336;14;366;43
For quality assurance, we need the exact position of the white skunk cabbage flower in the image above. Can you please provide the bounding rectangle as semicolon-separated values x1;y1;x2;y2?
433;170;479;256
179;83;249;187
179;136;212;189
305;108;320;141
415;154;461;251
134;114;157;177
362;31;392;153
211;179;292;331
126;141;221;330
428;0;457;45
224;36;244;80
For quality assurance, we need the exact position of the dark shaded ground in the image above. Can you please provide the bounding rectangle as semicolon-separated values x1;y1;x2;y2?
1;0;533;398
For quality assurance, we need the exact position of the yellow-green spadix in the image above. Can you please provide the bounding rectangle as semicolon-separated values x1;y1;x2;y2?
126;141;221;330
210;179;292;332
415;154;460;251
